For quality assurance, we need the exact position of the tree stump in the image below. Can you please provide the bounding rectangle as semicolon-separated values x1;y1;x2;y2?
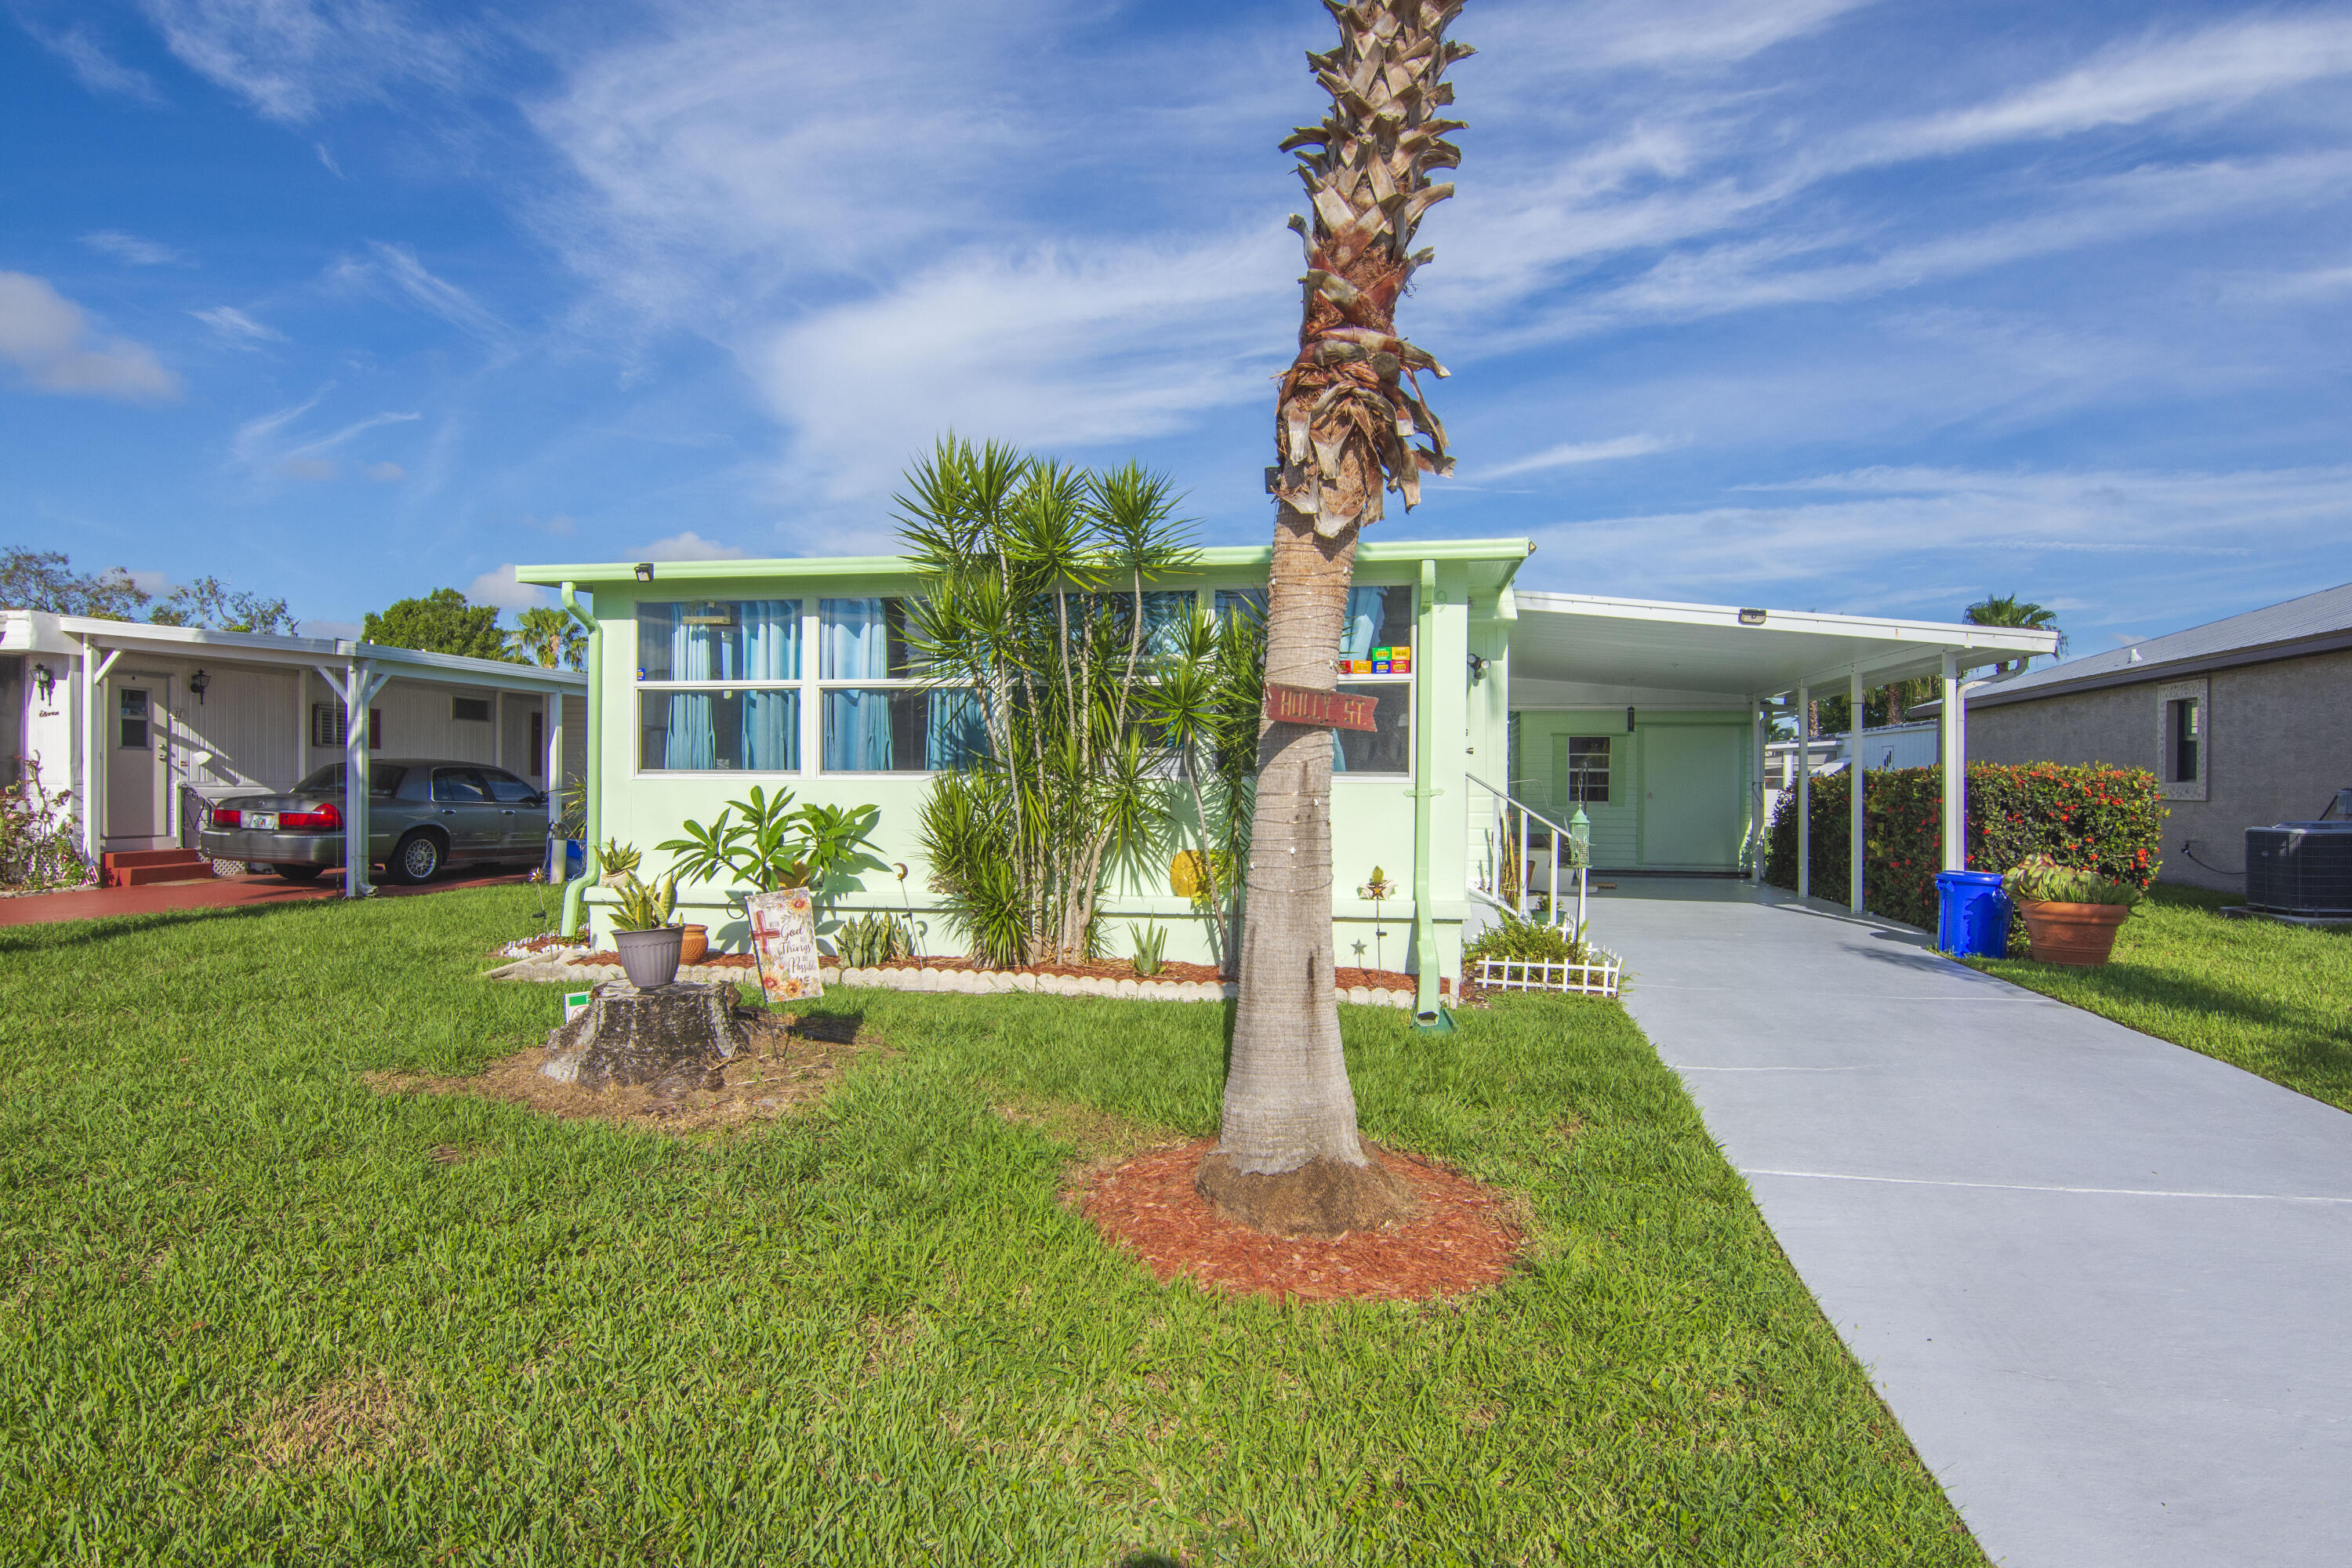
540;981;751;1098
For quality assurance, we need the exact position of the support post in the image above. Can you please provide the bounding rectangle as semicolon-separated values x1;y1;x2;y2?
1940;651;1965;872
1750;699;1767;884
1795;682;1811;901
1849;667;1865;913
1409;557;1441;1018
543;688;563;875
559;583;601;942
78;641;122;866
344;661;368;895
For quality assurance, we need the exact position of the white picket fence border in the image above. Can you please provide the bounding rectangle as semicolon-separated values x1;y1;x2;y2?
1472;948;1622;998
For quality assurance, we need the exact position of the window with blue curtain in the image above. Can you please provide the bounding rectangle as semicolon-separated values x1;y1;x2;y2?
819;597;982;771
635;600;800;771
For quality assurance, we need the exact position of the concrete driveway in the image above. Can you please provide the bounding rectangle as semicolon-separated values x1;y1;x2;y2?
1597;879;2352;1568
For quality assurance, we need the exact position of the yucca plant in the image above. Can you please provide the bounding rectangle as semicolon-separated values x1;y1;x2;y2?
901;440;1202;968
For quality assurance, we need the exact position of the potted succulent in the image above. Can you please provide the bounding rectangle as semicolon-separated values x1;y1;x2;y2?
607;862;684;989
2002;856;2142;967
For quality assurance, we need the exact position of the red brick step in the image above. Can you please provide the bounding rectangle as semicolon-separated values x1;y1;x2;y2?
100;848;216;887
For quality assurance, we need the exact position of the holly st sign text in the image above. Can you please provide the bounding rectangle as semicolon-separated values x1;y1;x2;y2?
1263;683;1378;732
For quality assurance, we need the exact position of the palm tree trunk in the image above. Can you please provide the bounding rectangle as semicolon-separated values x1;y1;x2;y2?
1198;0;1470;1239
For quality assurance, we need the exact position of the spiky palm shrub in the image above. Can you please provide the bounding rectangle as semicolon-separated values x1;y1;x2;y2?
1201;0;1472;1238
902;438;1198;967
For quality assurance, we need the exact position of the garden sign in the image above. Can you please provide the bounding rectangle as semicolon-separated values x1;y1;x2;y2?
747;887;824;1004
1264;682;1377;731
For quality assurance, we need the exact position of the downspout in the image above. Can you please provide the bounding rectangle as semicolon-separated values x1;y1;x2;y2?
559;582;601;938
1410;557;1440;1018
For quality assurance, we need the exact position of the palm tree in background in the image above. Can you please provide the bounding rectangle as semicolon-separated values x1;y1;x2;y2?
512;605;586;671
1965;593;2067;676
1194;0;1471;1239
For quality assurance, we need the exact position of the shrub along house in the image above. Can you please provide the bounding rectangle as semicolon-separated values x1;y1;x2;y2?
1958;581;2352;893
517;544;2052;1007
0;609;585;888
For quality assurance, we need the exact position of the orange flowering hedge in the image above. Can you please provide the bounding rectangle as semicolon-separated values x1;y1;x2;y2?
1763;763;2165;930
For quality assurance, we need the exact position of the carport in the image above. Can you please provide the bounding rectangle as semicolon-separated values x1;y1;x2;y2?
1502;592;2056;904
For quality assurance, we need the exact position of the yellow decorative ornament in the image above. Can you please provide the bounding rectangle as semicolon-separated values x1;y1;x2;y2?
1169;851;1207;899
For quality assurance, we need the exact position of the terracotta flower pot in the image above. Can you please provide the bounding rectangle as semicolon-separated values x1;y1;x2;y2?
2017;899;2130;967
614;926;684;989
677;924;708;965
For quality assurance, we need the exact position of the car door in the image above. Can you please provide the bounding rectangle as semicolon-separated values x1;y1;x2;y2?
428;767;503;862
480;768;546;857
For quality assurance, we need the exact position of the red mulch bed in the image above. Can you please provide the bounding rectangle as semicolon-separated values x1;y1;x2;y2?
1079;1138;1523;1302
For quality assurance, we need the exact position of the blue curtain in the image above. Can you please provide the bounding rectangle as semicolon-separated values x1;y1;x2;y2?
821;599;894;769
924;691;986;770
662;609;717;771
1341;587;1387;659
738;601;798;769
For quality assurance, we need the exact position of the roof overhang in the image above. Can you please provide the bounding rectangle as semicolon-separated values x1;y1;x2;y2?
46;615;585;694
1509;591;2057;703
517;537;1535;600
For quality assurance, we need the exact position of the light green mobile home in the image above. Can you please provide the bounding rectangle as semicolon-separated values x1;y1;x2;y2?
515;546;2053;1007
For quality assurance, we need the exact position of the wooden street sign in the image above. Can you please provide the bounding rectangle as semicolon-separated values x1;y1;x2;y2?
1265;682;1379;731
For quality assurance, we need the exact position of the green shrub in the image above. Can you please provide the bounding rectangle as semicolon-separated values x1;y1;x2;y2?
2004;855;2143;906
1764;762;2165;930
833;913;914;967
1464;910;1592;969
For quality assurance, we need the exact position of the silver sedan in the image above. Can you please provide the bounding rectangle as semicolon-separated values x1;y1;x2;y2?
199;758;550;884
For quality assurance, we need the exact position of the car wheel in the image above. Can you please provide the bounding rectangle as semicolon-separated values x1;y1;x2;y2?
387;831;445;885
271;864;323;883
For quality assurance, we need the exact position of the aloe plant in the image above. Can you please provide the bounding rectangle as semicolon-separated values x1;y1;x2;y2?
1129;921;1168;978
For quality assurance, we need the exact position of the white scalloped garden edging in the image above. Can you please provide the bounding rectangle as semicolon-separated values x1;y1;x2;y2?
486;956;1424;1010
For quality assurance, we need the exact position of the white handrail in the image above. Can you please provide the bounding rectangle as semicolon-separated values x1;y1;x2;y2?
1466;773;1585;931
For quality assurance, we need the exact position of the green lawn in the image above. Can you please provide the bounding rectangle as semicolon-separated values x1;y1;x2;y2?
1971;884;2352;1112
0;887;1980;1566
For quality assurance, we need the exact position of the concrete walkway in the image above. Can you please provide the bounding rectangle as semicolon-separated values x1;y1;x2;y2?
1598;879;2352;1568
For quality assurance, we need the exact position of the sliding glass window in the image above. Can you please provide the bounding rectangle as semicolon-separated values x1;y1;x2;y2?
635;599;800;771
819;597;985;771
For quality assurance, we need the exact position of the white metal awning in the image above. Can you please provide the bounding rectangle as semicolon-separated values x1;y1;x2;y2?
1508;591;2057;704
36;615;586;695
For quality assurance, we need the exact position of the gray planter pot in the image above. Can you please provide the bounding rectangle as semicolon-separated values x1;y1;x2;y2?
614;926;684;989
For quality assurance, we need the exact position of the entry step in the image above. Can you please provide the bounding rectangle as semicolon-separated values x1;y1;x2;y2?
100;848;218;887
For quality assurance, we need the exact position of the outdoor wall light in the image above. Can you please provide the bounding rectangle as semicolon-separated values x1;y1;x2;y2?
1737;607;1769;626
31;663;55;702
1626;706;1638;732
633;562;655;582
1466;652;1489;682
189;668;210;704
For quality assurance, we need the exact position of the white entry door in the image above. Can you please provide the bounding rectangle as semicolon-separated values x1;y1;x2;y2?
106;681;172;845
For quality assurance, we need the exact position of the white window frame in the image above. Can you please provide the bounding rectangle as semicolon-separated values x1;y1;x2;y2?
2156;677;2209;802
631;597;807;778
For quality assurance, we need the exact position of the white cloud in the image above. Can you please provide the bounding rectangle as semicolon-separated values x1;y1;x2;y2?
1863;15;2352;162
364;460;405;481
0;272;181;401
635;532;744;562
229;391;419;484
760;231;1292;497
82;230;187;267
467;564;550;611
1479;0;1875;74
191;304;283;343
327;241;506;341
136;0;472;123
1526;464;2352;604
19;17;165;104
1481;434;1671;480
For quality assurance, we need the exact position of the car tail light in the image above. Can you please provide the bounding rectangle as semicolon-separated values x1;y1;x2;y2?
210;805;241;828
279;802;343;831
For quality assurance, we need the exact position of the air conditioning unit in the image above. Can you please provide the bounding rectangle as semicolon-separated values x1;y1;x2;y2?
2245;822;2352;916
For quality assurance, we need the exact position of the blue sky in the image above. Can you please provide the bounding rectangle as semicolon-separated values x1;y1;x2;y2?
4;0;2349;654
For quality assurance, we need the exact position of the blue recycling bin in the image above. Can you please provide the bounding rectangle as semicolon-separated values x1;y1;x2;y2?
1935;869;2009;958
547;837;585;884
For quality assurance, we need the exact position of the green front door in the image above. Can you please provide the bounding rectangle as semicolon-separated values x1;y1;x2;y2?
1639;724;1745;870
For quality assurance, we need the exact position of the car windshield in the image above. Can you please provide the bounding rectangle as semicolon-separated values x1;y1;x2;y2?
294;764;406;798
